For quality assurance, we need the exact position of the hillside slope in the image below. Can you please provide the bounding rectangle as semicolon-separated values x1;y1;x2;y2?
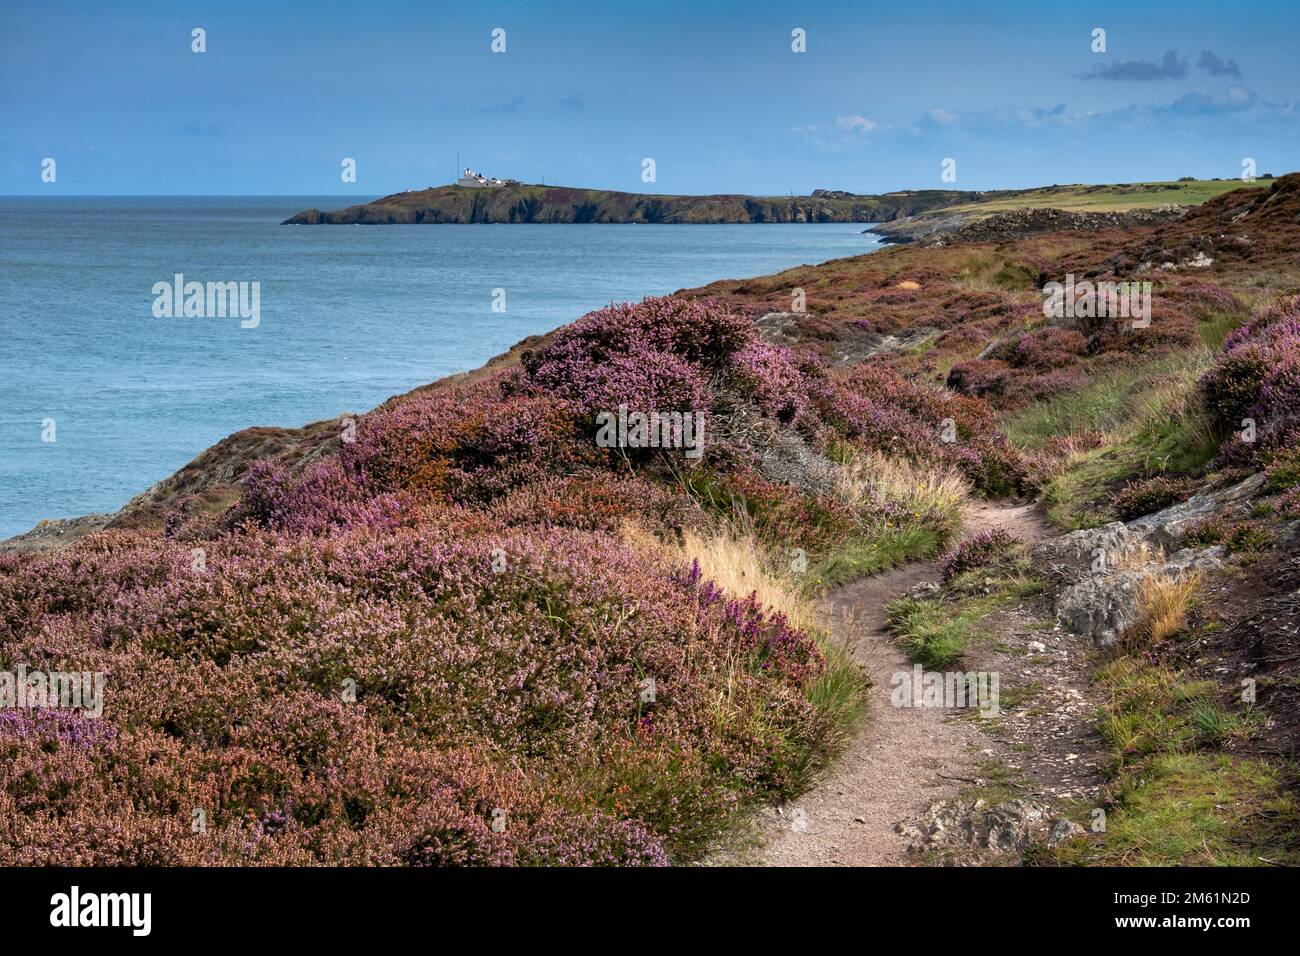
869;178;1270;243
5;174;1299;867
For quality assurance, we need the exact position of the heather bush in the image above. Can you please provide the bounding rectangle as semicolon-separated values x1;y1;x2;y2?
822;363;1026;496
1110;476;1197;521
724;340;809;425
1200;295;1300;457
517;296;746;417
1201;343;1273;428
0;291;1032;866
939;527;1019;581
988;327;1087;371
1178;518;1227;549
487;474;697;534
1223;522;1272;556
1277;487;1300;521
1164;281;1243;320
1091;303;1201;355
946;358;1009;398
0;514;848;864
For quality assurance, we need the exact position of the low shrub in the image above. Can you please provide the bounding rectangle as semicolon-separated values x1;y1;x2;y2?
1110;476;1197;521
1263;446;1300;494
1178;518;1227;549
939;528;1019;581
1224;522;1272;556
1277;487;1300;521
1200;295;1300;458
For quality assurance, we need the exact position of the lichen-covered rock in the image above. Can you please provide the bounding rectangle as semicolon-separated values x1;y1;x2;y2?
1030;521;1137;579
1127;473;1266;549
1033;473;1265;645
1048;817;1088;846
1053;546;1224;646
898;798;1081;860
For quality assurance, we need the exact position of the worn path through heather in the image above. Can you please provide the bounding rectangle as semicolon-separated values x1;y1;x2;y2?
751;501;1051;866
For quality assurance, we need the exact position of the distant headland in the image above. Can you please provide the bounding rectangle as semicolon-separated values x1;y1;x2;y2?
281;176;994;226
281;174;1268;234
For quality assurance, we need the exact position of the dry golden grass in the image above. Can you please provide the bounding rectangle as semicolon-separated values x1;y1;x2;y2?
1127;569;1203;647
833;450;967;533
1114;540;1164;572
621;523;816;633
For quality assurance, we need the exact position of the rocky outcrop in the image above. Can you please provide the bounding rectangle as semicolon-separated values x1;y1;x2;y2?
756;311;942;364
935;205;1187;245
1127;473;1266;550
1030;520;1138;578
1033;473;1266;645
1053;545;1224;646
1105;175;1298;277
897;798;1086;860
0;513;115;554
872;204;1188;246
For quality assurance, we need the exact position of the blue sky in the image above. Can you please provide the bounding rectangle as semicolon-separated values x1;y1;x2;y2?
2;0;1296;195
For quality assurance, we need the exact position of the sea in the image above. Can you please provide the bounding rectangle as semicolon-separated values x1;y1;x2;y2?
0;196;882;538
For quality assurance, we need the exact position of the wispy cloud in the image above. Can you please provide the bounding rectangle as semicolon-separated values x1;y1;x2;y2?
558;91;585;111
1159;84;1257;115
1198;50;1242;77
1077;49;1187;81
906;86;1275;133
916;103;1066;131
835;114;877;134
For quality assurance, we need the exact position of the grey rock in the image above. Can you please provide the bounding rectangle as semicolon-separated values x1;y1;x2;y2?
899;798;1057;858
1278;520;1300;551
1047;818;1087;846
1030;521;1137;579
756;312;811;347
1053;546;1223;646
0;513;115;553
1127;473;1266;550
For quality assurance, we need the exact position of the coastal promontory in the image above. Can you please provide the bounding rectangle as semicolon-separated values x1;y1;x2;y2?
282;183;995;225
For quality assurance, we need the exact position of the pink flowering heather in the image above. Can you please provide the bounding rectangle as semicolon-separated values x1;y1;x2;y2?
1202;294;1300;459
940;527;1019;581
0;291;1032;866
0;515;838;864
724;340;810;424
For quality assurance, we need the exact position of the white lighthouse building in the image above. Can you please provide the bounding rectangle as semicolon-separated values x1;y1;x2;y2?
456;167;520;188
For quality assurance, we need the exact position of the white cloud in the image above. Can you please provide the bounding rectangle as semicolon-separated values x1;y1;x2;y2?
835;114;878;134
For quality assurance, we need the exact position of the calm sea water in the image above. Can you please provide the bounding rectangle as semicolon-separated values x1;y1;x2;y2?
0;197;881;538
